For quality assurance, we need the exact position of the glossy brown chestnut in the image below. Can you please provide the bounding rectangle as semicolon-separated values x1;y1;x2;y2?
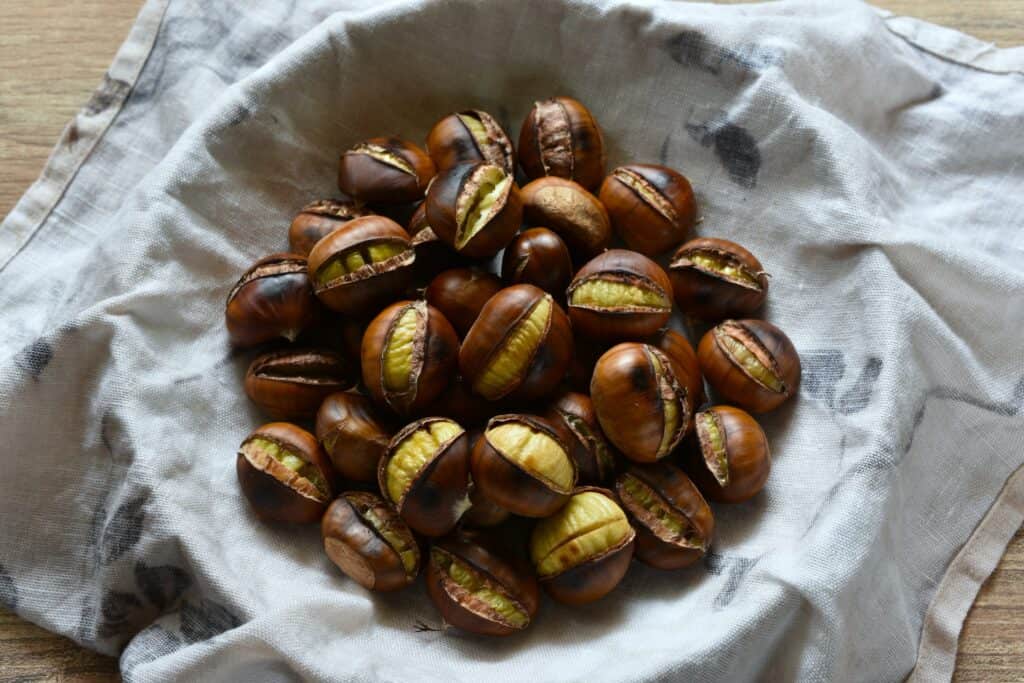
529;487;635;605
225;253;318;348
361;300;458;415
669;238;768;320
236;422;333;523
543;391;617;485
471;414;576;518
697;319;800;413
520;177;611;259
648;329;705;408
244;348;353;420
315;391;393;483
459;284;573;401
567;250;674;341
500;228;573;298
337;137;435;204
322;491;420;591
590;343;692;463
518;96;606;191
426;110;515;175
599;164;697;256
407;203;463;281
615;462;713;569
426;535;539;636
306;216;415;316
379;417;471;537
288;199;373;257
462;481;512;528
425;161;523;259
425;268;503;338
426;377;498;427
691;406;771;503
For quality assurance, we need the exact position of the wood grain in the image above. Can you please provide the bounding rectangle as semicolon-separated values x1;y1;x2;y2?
0;1;1020;681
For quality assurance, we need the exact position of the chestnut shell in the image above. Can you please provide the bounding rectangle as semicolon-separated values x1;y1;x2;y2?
599;164;697;256
690;405;771;503
518;96;606;191
225;253;318;348
289;199;373;257
543;392;616;485
425;268;503;338
337;136;435;204
521;177;611;259
244;348;353;420
669;238;768;320
426;109;516;175
500;227;573;299
315;391;393;483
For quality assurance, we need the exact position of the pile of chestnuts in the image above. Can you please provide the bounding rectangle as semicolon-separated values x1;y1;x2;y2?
226;97;801;636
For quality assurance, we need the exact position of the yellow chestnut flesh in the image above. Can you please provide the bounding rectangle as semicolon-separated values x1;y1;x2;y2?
715;326;783;392
242;437;328;499
362;505;419;574
386;420;464;504
530;491;632;577
315;241;408;285
473;295;551;399
432;547;529;628
382;305;419;393
351;142;415;175
569;279;670;310
456;166;512;249
620;473;702;548
649;352;681;457
689;251;761;288
697;412;729;486
458;114;490;148
486;421;575;491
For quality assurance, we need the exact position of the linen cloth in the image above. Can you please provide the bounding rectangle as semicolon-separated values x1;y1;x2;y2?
1;1;1022;681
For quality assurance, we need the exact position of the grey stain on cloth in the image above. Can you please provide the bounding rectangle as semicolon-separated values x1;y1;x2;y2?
687;121;762;189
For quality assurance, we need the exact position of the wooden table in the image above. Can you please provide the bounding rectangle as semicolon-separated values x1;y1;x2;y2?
0;1;1021;680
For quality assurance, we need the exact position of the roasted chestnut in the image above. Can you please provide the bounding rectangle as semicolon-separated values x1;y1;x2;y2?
361;300;459;415
426;376;499;427
598;164;697;256
322;491;420;591
521;177;611;259
225;253;318;348
337;137;435;204
407;203;462;281
426;535;539;635
518;96;606;191
669;238;768;320
288;199;373;257
244;348;353;420
529;488;635;605
615;463;713;569
306;215;415;316
236;422;333;523
426;110;515;175
500;227;573;298
425;268;503;338
647;329;705;409
462;482;512;528
543;392;616;485
591;343;692;463
691;405;770;503
471;414;576;518
425;161;523;259
379;417;471;537
697;319;800;413
315;391;393;484
567;250;674;341
459;284;573;401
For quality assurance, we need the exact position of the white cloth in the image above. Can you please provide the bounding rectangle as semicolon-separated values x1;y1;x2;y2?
1;1;1022;681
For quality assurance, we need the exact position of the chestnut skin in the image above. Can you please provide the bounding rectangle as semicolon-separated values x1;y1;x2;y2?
225;253;318;348
322;491;420;592
426;109;515;175
543;392;616;485
236;422;334;524
521;177;611;259
691;405;771;503
459;284;574;401
425;268;503;338
425;161;524;260
590;343;693;463
379;417;471;538
306;215;415;317
426;535;540;636
615;462;714;569
315;392;393;484
567;249;674;341
425;376;500;427
289;199;373;257
462;482;512;528
669;238;768;320
337;137;435;204
244;348;354;421
500;228;573;299
470;414;577;518
697;319;800;413
361;300;459;415
407;203;464;282
647;329;705;409
599;164;697;256
518;96;606;191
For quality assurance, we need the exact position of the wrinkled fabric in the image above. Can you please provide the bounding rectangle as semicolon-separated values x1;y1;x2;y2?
1;1;1022;681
